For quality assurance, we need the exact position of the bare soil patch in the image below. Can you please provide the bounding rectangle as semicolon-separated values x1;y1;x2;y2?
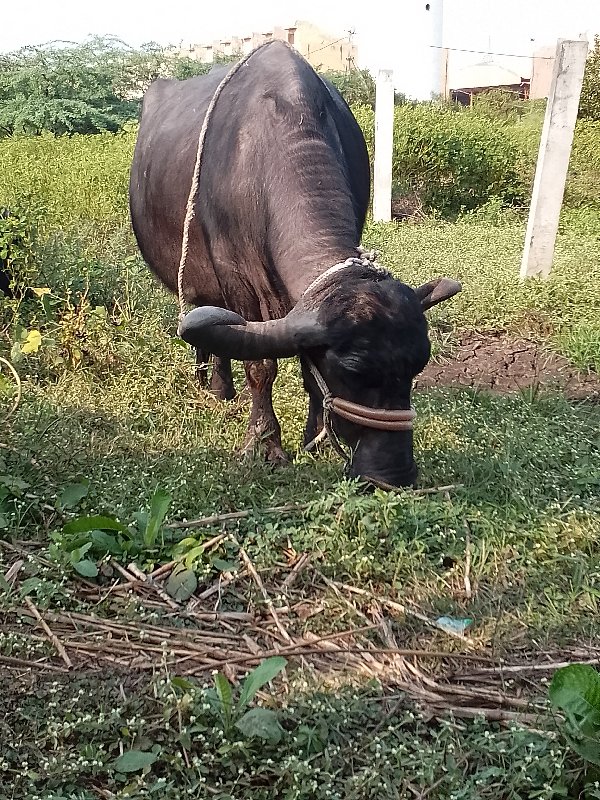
416;332;600;400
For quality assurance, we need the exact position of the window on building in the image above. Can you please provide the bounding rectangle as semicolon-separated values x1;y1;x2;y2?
287;29;295;45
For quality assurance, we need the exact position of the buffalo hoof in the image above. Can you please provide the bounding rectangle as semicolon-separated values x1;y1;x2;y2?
210;383;237;401
265;445;290;465
239;437;290;465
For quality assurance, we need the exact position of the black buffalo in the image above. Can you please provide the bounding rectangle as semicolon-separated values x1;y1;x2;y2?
129;41;460;487
0;208;33;299
1;208;17;297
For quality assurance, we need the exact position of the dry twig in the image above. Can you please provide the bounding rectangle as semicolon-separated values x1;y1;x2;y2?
236;543;292;643
281;553;310;590
166;504;306;530
328;580;477;646
4;559;24;586
0;654;68;673
463;521;473;599
365;479;464;495
456;656;600;678
127;562;180;610
23;597;72;669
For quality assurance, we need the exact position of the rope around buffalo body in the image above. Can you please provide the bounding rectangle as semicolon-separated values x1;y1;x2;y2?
177;40;278;320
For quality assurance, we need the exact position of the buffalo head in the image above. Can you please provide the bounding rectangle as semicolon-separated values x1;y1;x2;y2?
178;271;461;488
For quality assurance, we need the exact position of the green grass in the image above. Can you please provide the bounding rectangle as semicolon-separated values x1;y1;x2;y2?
1;132;600;798
0;674;580;800
364;216;600;371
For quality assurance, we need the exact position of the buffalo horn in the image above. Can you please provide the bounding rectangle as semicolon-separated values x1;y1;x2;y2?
177;306;327;360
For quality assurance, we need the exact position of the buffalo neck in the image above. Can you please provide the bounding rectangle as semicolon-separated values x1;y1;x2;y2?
264;142;362;304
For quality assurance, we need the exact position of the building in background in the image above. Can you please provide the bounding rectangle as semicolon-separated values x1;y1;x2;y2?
530;46;556;99
173;20;357;72
449;62;530;104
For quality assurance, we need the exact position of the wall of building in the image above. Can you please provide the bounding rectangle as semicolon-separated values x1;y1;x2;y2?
530;46;556;99
173;20;357;72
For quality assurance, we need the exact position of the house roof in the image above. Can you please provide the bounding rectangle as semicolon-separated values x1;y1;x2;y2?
451;61;525;90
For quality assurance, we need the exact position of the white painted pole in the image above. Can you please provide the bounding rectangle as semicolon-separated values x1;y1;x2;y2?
520;39;588;279
373;69;394;223
426;0;444;99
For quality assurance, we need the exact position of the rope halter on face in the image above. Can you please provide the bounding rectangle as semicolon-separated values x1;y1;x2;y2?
302;250;417;463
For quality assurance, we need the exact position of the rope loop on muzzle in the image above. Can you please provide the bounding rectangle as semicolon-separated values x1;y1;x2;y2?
305;360;353;464
303;359;416;463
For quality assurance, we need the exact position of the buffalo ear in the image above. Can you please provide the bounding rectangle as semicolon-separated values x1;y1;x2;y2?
414;278;461;311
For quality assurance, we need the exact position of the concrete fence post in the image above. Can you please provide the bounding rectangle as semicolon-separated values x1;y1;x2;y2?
373;69;394;223
520;39;588;279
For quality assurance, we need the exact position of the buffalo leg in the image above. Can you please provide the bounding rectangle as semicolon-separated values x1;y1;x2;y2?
195;348;210;389
195;350;236;401
303;392;324;448
241;359;288;463
210;357;236;401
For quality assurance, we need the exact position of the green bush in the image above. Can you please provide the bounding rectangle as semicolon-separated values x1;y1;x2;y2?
565;119;600;208
354;103;530;215
0;97;596;233
0;129;135;229
579;35;600;121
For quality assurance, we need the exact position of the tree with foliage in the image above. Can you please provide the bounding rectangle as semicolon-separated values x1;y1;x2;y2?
321;69;406;110
0;36;239;137
322;69;376;108
0;33;385;135
0;37;140;135
579;35;600;120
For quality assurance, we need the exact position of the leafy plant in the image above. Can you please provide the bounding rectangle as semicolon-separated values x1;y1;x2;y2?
49;487;173;576
354;101;530;214
0;36;242;138
549;664;600;766
205;657;287;743
579;35;600;121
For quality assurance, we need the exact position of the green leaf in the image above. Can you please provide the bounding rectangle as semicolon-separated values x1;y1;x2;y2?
550;664;600;766
238;657;287;711
171;676;196;692
69;542;93;562
57;481;89;510
175;536;199;550
73;559;99;578
63;515;128;536
212;558;237;572
0;475;29;493
144;488;171;548
550;665;600;720
184;545;209;569
113;750;158;773
165;564;197;602
214;672;233;724
19;577;41;596
179;731;192;750
88;529;123;556
235;707;283;744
